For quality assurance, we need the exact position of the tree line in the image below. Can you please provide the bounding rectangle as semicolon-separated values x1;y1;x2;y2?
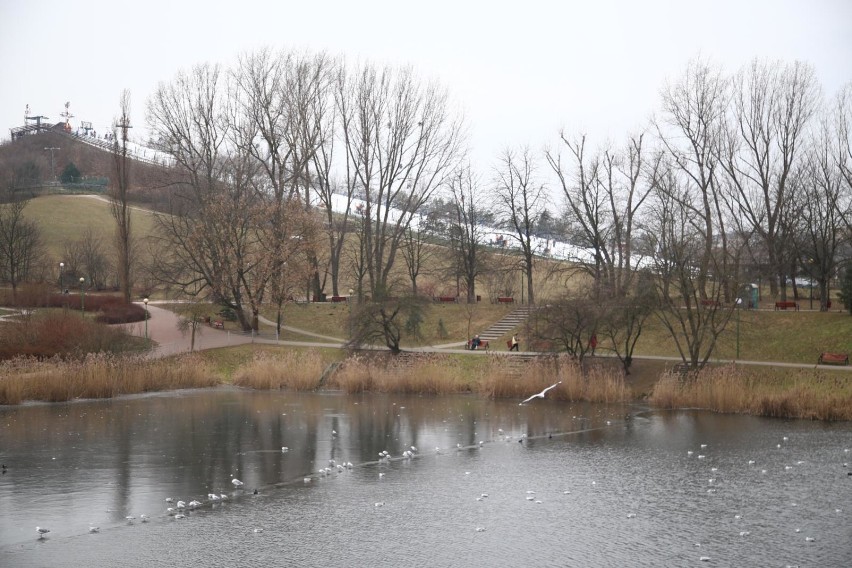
2;50;851;366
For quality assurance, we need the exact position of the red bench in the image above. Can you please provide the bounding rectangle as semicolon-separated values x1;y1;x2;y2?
212;320;224;329
700;299;720;307
435;296;458;303
496;297;514;304
818;352;849;366
774;301;799;311
330;296;348;303
466;339;489;351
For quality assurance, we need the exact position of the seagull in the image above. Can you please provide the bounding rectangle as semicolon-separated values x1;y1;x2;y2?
36;527;50;539
519;382;562;405
281;447;289;452
232;478;244;487
165;497;174;503
88;526;100;533
140;514;149;523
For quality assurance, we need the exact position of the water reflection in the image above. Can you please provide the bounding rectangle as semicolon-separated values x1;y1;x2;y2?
1;388;850;567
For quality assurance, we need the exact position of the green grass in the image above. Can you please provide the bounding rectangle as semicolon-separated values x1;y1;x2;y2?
23;194;159;262
265;301;520;346
628;310;852;363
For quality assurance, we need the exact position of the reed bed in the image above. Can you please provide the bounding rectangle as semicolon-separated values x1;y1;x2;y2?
0;353;219;405
330;354;472;395
650;365;852;421
232;350;327;391
476;355;630;403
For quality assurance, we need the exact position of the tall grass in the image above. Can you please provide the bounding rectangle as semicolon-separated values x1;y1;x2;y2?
0;353;219;405
232;350;327;390
476;356;630;403
330;354;473;395
650;365;852;421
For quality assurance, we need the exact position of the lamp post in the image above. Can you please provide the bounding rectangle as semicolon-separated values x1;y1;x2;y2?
735;297;742;360
58;262;64;293
348;288;354;337
143;298;149;344
79;277;86;314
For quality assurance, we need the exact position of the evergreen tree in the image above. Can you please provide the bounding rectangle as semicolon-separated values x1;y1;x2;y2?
60;162;81;184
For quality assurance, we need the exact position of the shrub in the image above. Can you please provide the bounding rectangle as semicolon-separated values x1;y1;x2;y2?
0;311;139;360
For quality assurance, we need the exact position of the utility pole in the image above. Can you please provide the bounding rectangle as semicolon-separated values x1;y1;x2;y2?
44;147;60;181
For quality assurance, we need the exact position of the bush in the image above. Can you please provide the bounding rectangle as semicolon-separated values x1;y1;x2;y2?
0;286;146;323
0;311;140;360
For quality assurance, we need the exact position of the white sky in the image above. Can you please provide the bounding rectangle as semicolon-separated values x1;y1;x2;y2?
1;0;850;171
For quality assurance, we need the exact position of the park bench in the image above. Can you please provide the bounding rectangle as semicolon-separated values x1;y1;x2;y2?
774;301;799;311
817;352;849;366
700;299;720;307
435;296;458;303
330;296;348;303
466;339;490;351
212;320;224;329
496;297;514;304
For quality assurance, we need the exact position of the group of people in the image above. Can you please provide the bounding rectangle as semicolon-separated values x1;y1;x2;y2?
468;334;519;351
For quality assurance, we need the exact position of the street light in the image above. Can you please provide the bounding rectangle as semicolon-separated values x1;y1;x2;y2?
58;262;64;293
735;297;742;360
79;277;86;314
348;288;354;337
143;298;149;344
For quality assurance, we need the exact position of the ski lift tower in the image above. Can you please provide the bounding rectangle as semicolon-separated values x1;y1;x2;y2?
24;104;50;133
60;101;74;132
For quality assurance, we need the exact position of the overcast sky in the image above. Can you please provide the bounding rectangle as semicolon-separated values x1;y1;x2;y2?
1;0;850;169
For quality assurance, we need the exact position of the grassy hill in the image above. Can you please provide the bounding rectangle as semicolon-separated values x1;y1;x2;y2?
24;194;159;261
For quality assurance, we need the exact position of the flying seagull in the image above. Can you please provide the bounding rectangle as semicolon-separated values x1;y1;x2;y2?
519;382;562;405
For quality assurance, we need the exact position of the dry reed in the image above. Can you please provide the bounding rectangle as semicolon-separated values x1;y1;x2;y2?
232;350;326;391
330;354;472;395
476;355;630;403
649;364;852;421
0;353;219;405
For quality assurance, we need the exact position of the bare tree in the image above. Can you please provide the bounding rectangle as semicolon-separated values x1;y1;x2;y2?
111;89;134;303
792;116;847;310
72;228;112;290
0;196;43;300
448;165;487;302
493;147;546;304
647;165;738;368
400;225;434;296
233;49;334;299
339;63;463;299
348;295;428;353
546;132;656;299
833;83;852;235
147;63;268;330
655;57;730;302
720;59;819;300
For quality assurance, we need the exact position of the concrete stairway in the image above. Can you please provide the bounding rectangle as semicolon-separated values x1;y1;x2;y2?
479;306;535;343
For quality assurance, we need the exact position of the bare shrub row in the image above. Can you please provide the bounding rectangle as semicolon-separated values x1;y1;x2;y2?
0;312;142;360
0;353;219;405
650;365;852;421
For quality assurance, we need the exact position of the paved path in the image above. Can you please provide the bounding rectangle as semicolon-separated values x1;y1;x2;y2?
125;303;852;372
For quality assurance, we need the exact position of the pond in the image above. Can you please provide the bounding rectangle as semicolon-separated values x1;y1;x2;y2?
1;388;850;566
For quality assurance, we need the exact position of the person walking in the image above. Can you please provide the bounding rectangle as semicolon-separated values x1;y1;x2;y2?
510;335;519;351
